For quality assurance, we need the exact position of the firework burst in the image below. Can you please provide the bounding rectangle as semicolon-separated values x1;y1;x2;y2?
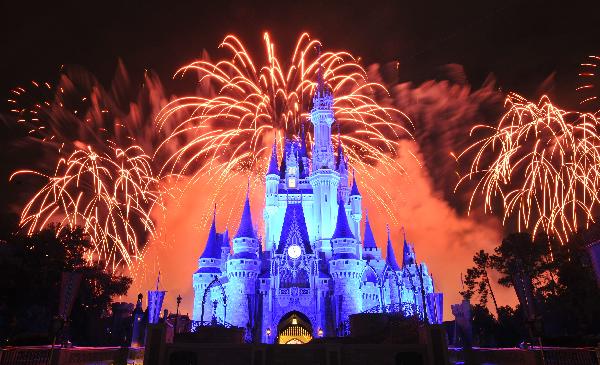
457;93;600;243
156;32;413;222
9;66;167;271
11;145;161;271
577;55;600;113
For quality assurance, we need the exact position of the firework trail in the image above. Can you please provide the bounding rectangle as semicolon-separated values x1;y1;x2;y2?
12;145;160;271
456;93;600;243
10;33;413;273
9;65;169;271
156;32;413;222
577;55;600;113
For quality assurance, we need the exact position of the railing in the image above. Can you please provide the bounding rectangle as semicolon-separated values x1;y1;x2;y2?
190;320;235;332
544;348;599;365
362;303;421;318
277;288;311;296
0;347;50;365
0;346;145;365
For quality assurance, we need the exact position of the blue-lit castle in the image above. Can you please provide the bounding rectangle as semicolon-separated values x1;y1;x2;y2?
192;74;443;344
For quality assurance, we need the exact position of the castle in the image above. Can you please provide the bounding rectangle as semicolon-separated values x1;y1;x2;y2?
192;73;443;344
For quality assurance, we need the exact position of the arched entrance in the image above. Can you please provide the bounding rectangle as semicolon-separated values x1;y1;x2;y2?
277;311;313;344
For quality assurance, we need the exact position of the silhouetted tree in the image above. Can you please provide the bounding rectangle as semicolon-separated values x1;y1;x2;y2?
461;250;500;316
0;222;131;345
461;228;600;346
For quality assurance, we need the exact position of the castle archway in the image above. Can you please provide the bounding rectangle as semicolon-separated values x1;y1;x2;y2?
277;311;313;344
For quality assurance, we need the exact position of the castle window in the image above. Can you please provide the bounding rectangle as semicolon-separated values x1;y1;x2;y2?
241;260;244;264
288;177;296;188
345;260;348;264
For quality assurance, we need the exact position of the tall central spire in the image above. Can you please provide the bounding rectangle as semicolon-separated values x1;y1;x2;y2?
310;43;335;171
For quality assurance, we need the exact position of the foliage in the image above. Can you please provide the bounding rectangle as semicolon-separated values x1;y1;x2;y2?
461;226;600;346
460;250;499;315
0;218;132;345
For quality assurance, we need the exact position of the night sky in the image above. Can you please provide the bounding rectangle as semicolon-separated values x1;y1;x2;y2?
2;0;599;107
2;0;600;315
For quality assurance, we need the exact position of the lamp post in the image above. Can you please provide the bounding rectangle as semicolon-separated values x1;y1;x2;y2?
266;328;271;343
175;294;182;334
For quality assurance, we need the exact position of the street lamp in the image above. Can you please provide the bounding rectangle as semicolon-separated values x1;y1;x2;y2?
175;294;182;334
266;328;271;343
317;328;323;337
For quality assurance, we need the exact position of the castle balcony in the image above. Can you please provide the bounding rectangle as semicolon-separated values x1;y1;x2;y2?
275;287;313;307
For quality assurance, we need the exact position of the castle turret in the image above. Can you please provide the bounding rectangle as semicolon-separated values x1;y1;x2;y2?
264;141;280;252
192;210;224;321
310;62;335;171
385;226;400;272
227;193;261;330
308;66;340;252
232;192;258;256
285;144;299;190
384;225;401;306
330;198;358;257
349;170;362;241
336;131;349;203
299;124;310;178
220;228;230;271
362;212;381;261
402;230;416;268
131;293;145;347
329;198;364;327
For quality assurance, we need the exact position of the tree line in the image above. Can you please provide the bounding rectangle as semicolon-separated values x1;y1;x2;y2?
460;223;600;347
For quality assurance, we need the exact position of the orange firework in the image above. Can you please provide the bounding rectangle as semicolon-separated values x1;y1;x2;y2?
11;145;162;271
156;33;412;221
577;55;600;113
457;93;600;243
9;67;167;272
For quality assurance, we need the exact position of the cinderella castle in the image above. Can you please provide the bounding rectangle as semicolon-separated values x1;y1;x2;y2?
191;72;443;344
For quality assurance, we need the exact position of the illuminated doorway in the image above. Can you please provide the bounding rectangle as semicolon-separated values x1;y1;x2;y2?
277;311;313;344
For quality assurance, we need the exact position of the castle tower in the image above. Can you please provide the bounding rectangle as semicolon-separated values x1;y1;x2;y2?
362;212;382;261
310;63;335;171
227;193;261;331
192;210;223;322
336;131;349;203
349;170;362;241
402;230;416;268
285;144;299;189
384;226;401;306
299;124;310;178
264;141;280;252
308;66;340;255
131;293;145;347
329;198;364;327
220;228;230;272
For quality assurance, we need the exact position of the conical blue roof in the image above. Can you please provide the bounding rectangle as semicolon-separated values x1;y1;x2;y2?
279;140;288;179
267;141;279;175
221;228;230;248
332;199;355;240
385;226;400;271
363;213;377;249
276;202;312;254
336;138;345;171
234;194;256;239
300;124;308;158
200;213;221;259
402;232;416;267
350;170;361;196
